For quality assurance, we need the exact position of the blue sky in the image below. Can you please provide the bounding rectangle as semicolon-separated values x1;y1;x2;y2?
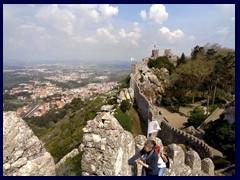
3;4;235;63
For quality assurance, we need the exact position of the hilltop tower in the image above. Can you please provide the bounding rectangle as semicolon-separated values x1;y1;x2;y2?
164;49;178;66
151;49;159;59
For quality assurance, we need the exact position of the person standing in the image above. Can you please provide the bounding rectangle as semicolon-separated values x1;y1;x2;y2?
128;140;159;176
157;153;167;176
151;140;167;176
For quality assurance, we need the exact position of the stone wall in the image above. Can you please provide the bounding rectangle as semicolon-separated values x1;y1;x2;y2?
158;120;213;159
3;111;56;176
165;143;214;176
81;112;135;176
129;76;153;124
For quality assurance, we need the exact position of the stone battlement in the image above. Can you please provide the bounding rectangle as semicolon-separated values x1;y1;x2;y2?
159;120;213;159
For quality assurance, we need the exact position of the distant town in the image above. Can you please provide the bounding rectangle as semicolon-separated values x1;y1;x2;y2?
3;62;130;117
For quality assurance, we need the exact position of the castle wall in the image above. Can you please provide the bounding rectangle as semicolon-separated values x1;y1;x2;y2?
130;78;153;123
158;120;213;159
130;59;213;160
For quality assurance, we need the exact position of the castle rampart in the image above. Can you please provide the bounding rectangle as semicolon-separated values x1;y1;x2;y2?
130;56;213;160
158;120;213;159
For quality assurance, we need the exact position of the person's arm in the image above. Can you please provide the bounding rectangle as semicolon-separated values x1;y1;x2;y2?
137;152;158;170
128;149;145;165
161;154;168;163
136;159;149;168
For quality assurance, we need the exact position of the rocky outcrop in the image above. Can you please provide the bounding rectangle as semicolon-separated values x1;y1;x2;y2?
117;88;134;104
81;112;135;176
100;105;114;112
132;61;169;105
3;111;56;176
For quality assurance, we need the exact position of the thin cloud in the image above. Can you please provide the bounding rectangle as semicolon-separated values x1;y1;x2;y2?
97;25;118;44
7;38;24;49
139;10;147;21
216;27;229;36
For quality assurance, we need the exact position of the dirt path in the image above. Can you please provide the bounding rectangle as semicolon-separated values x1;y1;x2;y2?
158;102;224;158
158;102;203;129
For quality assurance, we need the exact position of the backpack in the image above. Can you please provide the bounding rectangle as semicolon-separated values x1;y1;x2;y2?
154;145;160;154
162;154;170;168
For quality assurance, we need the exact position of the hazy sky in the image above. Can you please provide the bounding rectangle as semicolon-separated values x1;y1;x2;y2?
3;4;235;63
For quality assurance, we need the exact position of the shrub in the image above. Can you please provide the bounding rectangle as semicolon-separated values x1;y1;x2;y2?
188;109;207;128
107;97;117;105
209;104;218;113
213;158;231;170
161;97;171;106
120;100;131;112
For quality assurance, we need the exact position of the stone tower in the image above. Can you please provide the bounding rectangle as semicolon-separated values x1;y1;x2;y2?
151;49;159;59
164;49;173;59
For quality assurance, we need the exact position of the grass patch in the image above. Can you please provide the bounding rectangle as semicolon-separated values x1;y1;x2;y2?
127;106;144;137
114;108;133;132
56;152;83;176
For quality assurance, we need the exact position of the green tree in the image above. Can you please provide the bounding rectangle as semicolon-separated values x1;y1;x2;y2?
148;56;175;74
204;119;235;163
187;108;207;128
176;53;187;66
191;45;205;60
176;58;215;103
70;98;84;110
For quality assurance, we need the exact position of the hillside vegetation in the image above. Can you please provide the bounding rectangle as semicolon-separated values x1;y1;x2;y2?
24;95;108;162
24;75;145;166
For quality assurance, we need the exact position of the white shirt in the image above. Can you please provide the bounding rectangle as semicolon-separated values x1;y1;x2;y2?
158;156;166;168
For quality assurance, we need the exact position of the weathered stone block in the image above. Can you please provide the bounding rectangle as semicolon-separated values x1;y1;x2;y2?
167;143;185;163
185;150;201;171
202;158;215;175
